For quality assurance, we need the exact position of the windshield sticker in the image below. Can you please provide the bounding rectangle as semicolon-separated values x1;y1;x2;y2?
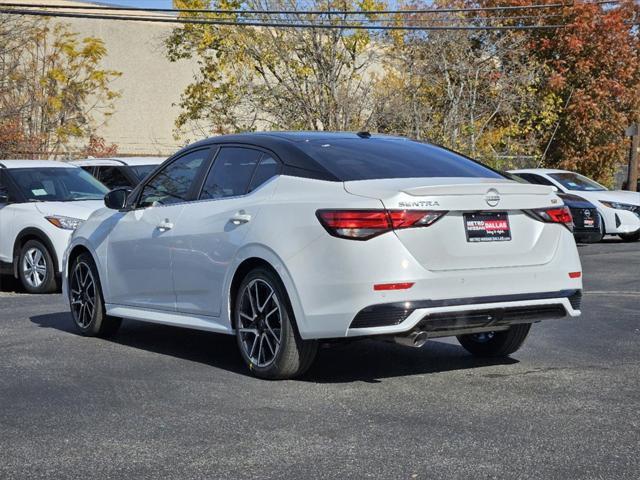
32;189;47;196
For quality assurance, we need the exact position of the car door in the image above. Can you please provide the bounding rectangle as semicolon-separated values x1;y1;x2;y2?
172;147;282;318
105;148;211;310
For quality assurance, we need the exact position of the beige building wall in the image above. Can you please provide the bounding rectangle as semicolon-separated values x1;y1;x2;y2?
11;0;198;156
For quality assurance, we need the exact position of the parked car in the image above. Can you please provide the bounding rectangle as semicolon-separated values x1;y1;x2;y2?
0;160;109;293
510;169;640;242
508;172;603;243
64;132;582;379
70;157;164;190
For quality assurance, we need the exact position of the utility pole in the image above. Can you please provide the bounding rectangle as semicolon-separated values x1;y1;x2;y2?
625;123;639;191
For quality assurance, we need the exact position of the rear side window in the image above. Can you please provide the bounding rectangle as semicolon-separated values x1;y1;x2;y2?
249;155;281;192
296;138;503;181
139;149;209;207
200;147;262;200
96;166;132;189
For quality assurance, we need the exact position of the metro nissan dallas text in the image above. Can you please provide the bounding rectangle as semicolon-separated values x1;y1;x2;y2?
63;132;582;379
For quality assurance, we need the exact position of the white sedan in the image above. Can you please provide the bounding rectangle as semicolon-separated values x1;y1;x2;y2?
63;133;583;379
510;169;640;242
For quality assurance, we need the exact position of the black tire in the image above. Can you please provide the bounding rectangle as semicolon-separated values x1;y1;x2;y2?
68;252;121;337
234;267;317;379
457;324;532;357
591;213;605;243
18;239;59;294
619;231;640;242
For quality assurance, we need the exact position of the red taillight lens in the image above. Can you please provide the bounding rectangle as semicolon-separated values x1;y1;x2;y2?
317;209;446;240
373;282;414;291
529;206;574;231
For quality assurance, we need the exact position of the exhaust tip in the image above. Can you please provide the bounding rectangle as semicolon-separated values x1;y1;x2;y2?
412;331;429;348
392;330;429;348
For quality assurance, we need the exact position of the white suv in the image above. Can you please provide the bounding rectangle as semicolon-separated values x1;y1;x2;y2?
70;157;164;190
0;160;108;293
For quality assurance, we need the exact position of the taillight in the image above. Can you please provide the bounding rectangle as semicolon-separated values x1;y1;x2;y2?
316;209;447;240
528;206;574;230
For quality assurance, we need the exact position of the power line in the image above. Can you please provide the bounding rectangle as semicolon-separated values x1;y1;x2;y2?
0;1;621;16
0;8;573;31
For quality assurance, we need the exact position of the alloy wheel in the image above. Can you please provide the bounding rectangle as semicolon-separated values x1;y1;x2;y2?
70;262;97;328
237;278;283;367
22;247;47;288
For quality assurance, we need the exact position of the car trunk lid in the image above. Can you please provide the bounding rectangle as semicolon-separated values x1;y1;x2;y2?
344;177;563;271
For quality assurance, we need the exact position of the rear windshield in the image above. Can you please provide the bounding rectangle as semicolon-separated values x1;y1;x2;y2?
296;138;503;181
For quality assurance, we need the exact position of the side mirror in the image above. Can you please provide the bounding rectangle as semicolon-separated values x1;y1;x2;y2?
551;186;558;193
104;188;131;210
0;188;9;204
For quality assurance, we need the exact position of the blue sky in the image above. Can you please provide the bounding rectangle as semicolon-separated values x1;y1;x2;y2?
97;0;174;8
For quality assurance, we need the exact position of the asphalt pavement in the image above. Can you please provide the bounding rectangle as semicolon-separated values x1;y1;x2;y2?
1;239;639;479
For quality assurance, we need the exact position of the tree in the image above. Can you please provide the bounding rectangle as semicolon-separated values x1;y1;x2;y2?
166;0;385;139
372;15;561;168
80;135;118;158
0;16;121;159
492;0;640;184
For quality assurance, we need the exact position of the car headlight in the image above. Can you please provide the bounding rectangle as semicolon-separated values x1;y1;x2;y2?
599;201;638;212
45;215;84;230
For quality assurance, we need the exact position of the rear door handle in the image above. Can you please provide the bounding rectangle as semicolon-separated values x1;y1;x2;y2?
231;212;251;225
156;219;174;231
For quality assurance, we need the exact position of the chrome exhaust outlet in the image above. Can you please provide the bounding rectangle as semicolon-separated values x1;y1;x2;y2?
393;330;429;348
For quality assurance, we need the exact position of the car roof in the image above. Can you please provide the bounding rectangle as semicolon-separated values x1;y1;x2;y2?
182;132;418;181
70;157;165;167
509;168;570;175
0;159;78;169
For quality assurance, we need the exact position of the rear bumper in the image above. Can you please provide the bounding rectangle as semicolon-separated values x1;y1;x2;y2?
346;289;581;338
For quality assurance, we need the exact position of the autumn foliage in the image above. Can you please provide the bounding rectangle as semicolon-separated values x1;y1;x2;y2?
80;135;119;158
518;0;640;184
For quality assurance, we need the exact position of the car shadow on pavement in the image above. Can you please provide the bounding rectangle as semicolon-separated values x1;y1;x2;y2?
305;340;518;383
30;311;518;383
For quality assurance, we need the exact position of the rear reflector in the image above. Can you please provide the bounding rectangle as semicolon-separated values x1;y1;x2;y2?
317;209;447;240
528;206;574;231
373;282;415;291
569;272;581;279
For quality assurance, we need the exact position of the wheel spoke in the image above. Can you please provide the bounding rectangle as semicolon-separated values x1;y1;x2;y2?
257;335;264;364
253;282;261;312
249;334;259;359
266;324;280;345
239;327;258;336
27;249;35;266
247;288;257;318
258;290;273;313
33;249;43;265
239;311;255;324
265;306;278;320
78;304;85;326
263;333;275;356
